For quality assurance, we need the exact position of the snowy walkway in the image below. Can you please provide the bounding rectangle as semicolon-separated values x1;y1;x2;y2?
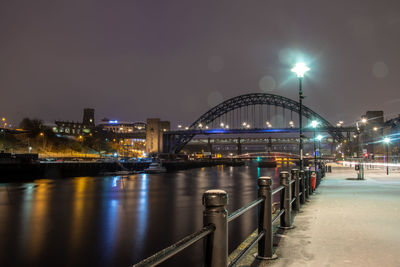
259;167;400;267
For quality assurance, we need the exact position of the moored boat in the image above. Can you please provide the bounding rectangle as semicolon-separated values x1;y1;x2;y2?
144;162;167;173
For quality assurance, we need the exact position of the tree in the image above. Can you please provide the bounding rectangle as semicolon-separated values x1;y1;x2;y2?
19;118;44;138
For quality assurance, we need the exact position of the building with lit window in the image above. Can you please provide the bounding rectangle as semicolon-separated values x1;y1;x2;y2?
53;108;95;136
98;119;146;133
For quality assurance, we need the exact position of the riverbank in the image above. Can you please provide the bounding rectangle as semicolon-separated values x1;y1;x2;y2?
0;159;246;181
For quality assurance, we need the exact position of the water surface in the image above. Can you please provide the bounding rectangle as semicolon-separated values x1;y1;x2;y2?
0;165;286;267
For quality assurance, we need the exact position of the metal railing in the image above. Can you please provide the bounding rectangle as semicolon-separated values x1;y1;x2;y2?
133;168;324;267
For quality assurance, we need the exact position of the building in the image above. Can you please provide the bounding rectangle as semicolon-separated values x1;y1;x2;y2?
53;108;95;136
98;119;146;133
359;111;384;156
383;115;400;162
146;118;170;154
357;111;400;161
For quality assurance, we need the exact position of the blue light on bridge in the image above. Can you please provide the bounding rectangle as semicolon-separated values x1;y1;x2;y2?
203;128;298;134
109;120;119;124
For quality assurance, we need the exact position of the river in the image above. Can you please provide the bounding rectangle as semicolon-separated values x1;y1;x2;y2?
0;165;288;267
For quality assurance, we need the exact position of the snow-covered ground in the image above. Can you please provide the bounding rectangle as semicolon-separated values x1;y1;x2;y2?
261;167;400;267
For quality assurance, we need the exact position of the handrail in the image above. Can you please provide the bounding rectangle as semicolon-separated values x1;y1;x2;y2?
272;209;285;224
133;224;215;267
133;168;324;266
272;185;284;195
228;197;264;222
228;230;265;267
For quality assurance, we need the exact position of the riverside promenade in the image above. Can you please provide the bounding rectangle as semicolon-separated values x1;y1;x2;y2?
237;166;400;267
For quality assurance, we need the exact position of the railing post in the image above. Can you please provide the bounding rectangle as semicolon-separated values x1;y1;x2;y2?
300;170;306;204
307;168;312;196
304;169;309;200
279;171;293;229
291;169;300;211
257;177;277;260
203;190;228;267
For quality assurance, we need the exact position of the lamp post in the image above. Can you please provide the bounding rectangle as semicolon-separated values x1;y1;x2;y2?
317;134;323;168
292;63;310;173
384;137;391;175
39;132;45;151
311;120;319;171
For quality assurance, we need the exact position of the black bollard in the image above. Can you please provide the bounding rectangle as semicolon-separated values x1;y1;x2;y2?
300;170;306;204
291;169;300;211
279;171;293;229
203;190;228;267
257;177;277;260
304;169;310;200
307;168;313;195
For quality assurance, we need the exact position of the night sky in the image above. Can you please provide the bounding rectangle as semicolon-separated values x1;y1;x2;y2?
1;0;399;127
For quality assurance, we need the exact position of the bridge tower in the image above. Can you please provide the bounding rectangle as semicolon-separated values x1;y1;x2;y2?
83;108;95;127
207;137;213;154
146;118;170;155
237;137;242;155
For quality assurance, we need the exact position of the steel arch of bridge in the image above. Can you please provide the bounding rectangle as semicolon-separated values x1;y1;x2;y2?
171;93;343;153
191;93;333;128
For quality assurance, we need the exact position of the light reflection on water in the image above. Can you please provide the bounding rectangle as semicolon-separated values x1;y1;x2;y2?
0;165;287;267
135;173;149;257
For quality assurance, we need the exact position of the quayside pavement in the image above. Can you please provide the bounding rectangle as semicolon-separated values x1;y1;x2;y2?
238;167;400;267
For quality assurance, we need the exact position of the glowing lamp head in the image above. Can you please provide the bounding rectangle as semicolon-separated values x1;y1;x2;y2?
311;120;319;128
316;135;323;141
361;118;367;124
383;137;391;144
291;63;310;78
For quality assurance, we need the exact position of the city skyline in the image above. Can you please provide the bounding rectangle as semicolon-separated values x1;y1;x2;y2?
1;1;400;126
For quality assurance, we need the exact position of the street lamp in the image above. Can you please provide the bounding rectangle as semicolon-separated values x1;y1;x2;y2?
311;120;319;170
383;137;391;175
39;132;45;151
292;62;310;173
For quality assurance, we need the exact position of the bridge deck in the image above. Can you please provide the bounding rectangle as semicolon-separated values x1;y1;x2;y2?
236;166;400;267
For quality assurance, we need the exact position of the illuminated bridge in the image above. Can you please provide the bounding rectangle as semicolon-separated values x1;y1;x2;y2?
163;93;356;154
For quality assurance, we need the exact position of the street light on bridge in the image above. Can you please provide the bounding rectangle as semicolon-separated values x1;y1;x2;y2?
292;63;310;173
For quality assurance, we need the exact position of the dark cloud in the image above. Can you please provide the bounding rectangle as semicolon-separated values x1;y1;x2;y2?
1;0;400;127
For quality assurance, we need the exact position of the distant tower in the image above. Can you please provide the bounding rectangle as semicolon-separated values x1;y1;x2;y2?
146;118;170;154
83;108;95;127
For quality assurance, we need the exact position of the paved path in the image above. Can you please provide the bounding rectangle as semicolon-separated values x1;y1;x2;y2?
258;168;400;267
